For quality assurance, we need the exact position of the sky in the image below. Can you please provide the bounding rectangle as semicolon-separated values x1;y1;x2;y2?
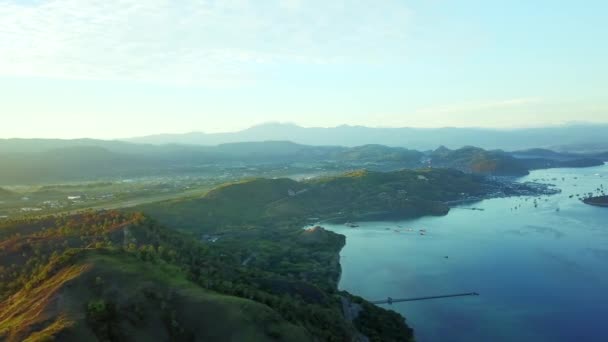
0;0;607;139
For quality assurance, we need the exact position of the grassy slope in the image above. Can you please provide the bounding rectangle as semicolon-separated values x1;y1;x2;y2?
0;263;88;341
1;251;310;342
0;210;412;341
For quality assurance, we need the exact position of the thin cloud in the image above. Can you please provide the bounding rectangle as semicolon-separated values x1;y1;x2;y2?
0;0;411;85
416;98;543;115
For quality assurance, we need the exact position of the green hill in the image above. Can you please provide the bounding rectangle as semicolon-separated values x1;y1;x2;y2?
430;146;530;176
0;211;414;341
140;168;490;233
332;145;423;166
1;251;310;342
131;168;494;329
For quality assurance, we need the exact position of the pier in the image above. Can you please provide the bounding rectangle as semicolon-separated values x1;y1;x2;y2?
371;292;479;305
451;207;485;211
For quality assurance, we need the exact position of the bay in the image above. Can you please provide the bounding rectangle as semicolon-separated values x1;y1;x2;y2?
324;164;608;342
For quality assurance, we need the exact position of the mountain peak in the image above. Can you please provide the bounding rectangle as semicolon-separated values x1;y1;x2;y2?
121;123;608;151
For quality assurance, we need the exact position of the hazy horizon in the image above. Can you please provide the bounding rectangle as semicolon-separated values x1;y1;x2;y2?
2;121;608;141
1;0;607;139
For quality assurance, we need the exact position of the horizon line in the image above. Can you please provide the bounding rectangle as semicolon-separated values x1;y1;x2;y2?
2;121;608;141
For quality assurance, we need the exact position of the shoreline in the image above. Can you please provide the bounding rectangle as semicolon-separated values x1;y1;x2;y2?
320;177;565;337
325;165;608;341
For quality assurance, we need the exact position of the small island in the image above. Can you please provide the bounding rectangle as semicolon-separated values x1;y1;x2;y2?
583;195;608;207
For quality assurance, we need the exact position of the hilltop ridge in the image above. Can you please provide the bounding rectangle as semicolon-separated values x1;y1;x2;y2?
124;123;608;151
0;208;414;341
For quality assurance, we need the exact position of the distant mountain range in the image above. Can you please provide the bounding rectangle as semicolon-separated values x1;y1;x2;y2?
124;123;608;152
0;137;605;185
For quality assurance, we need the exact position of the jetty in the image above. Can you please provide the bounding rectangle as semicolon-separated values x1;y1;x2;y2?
451;207;485;211
371;292;479;305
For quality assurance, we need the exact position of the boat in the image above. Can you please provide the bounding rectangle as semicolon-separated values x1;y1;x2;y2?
344;222;359;228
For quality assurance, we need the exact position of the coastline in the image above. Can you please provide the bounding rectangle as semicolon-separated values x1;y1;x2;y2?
326;164;608;341
319;176;564;340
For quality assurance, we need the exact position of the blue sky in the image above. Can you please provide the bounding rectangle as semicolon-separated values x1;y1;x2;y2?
1;0;606;138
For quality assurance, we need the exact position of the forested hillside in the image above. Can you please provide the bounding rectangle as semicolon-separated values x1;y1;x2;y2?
137;168;492;232
0;210;413;341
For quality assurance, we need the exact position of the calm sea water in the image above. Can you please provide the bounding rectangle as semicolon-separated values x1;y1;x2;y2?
323;164;608;342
